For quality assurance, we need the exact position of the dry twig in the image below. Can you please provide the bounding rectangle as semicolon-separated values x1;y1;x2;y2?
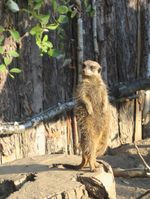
134;143;150;172
112;144;150;178
136;190;150;199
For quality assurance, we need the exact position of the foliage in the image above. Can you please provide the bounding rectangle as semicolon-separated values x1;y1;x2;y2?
83;0;94;16
0;0;74;77
0;0;92;77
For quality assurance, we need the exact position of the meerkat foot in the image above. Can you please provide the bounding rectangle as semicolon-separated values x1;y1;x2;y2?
90;162;100;172
95;162;100;168
89;161;97;172
90;166;96;172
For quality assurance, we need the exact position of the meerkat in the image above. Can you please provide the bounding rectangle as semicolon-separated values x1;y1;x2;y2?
63;60;110;172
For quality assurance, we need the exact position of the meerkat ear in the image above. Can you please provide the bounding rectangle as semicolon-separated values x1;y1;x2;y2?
98;68;101;73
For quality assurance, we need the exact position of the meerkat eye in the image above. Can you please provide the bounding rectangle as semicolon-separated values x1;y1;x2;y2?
98;68;101;73
90;65;94;70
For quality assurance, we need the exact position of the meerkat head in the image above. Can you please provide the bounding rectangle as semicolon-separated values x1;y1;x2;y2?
82;60;102;77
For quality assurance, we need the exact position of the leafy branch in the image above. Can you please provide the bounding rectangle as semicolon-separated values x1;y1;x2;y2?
0;0;76;76
0;26;21;78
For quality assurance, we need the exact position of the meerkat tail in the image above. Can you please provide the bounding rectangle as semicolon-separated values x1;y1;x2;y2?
62;164;81;170
63;157;88;170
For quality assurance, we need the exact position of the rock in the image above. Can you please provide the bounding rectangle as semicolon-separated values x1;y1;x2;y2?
0;155;116;199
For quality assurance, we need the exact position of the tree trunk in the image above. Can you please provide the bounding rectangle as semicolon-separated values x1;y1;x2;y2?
142;1;150;139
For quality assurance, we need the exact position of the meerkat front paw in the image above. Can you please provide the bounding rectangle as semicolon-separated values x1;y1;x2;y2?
87;106;93;115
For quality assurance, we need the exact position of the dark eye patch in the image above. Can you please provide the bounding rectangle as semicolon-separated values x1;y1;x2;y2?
98;68;101;73
90;65;94;70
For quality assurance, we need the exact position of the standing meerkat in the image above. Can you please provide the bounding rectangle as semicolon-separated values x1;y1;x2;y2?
64;60;110;172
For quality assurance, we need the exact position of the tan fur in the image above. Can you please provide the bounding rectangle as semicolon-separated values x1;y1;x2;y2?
64;60;110;172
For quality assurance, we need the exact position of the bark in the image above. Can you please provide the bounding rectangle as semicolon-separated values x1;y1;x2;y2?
77;0;83;83
134;0;144;141
92;0;99;61
142;1;150;139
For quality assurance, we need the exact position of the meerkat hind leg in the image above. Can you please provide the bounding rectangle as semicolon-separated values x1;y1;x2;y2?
89;145;98;172
79;154;88;169
89;157;97;172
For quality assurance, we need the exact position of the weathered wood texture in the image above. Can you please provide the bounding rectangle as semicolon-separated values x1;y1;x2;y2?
0;1;75;163
95;0;148;143
0;121;70;164
0;0;150;163
142;1;150;139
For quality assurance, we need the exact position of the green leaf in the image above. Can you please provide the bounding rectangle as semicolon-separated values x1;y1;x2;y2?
48;49;60;57
46;23;59;30
30;25;42;35
6;0;19;13
86;5;92;13
43;35;48;42
0;35;4;44
0;26;4;33
89;9;95;17
10;67;21;73
9;29;20;41
44;41;53;48
39;14;50;25
8;50;19;57
57;15;69;24
33;2;42;10
0;47;4;54
71;9;77;18
36;39;42;48
57;6;69;14
4;57;12;66
0;64;6;72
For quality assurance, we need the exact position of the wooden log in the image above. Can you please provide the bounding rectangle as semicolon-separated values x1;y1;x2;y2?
113;167;150;178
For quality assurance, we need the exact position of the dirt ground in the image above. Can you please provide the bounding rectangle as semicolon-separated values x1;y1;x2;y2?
103;138;150;199
0;138;150;199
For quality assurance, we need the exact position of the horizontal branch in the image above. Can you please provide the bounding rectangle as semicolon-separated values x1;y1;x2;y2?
0;78;150;135
111;78;150;98
0;101;75;135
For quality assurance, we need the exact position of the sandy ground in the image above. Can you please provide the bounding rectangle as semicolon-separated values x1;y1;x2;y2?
102;138;150;199
0;138;150;199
